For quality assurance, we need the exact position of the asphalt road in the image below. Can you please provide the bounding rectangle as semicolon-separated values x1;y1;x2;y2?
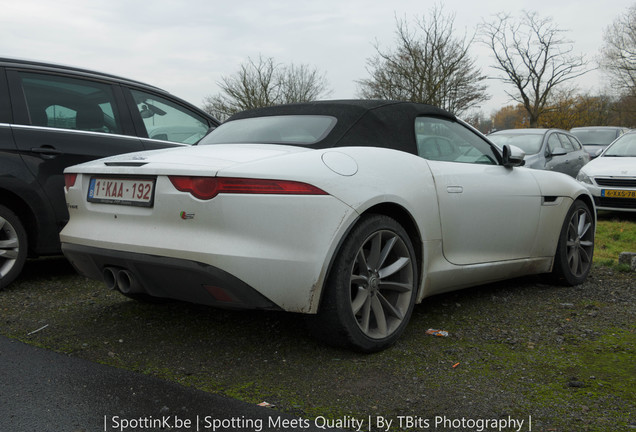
0;336;338;432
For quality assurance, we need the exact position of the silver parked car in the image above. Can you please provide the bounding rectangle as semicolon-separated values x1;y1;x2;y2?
488;129;590;177
570;126;630;158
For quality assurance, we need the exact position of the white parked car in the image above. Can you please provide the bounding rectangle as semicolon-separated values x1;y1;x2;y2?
577;130;636;212
60;100;596;352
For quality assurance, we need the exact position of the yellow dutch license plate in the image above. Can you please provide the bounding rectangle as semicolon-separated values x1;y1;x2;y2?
602;189;636;199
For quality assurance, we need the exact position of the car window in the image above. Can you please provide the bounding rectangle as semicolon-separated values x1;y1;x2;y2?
547;134;563;153
570;129;620;145
604;133;636;157
414;117;498;165
488;133;543;154
557;133;575;151
130;89;210;144
18;72;122;134
565;135;582;150
200;115;337;146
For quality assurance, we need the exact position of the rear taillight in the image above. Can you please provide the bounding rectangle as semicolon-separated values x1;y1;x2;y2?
64;173;77;190
168;176;327;200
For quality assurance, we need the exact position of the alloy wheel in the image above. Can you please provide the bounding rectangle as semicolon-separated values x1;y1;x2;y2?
349;229;415;339
565;208;594;278
0;216;20;278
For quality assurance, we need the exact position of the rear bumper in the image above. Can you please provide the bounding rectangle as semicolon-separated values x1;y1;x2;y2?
62;243;282;310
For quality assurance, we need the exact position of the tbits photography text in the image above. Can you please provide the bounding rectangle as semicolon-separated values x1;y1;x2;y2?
105;414;533;431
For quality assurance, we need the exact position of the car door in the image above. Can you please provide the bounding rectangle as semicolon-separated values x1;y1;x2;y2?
544;132;575;176
562;134;589;175
416;117;541;265
0;66;15;155
557;133;580;177
6;69;145;229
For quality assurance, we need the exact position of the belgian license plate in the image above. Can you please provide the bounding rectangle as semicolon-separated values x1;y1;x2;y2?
88;177;155;207
602;189;636;199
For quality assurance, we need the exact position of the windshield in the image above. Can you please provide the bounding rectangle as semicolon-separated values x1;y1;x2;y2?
199;115;337;146
488;133;543;154
570;129;618;145
603;133;636;157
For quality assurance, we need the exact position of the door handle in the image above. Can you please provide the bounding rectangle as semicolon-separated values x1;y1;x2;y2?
446;186;463;194
31;146;63;158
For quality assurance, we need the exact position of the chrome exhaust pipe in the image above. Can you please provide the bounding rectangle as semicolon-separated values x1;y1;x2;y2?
116;270;142;294
103;267;118;290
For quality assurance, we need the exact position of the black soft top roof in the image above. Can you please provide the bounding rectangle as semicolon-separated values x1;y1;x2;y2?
227;100;457;152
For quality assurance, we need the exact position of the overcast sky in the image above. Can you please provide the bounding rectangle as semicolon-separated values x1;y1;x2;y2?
1;0;634;116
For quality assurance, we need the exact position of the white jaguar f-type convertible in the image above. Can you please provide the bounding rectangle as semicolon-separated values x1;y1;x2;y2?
60;100;595;352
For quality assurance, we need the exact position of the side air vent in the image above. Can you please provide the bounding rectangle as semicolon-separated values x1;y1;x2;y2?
542;196;561;206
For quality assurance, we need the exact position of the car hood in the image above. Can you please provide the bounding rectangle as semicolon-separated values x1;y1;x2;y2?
581;157;636;177
65;144;312;176
584;144;606;149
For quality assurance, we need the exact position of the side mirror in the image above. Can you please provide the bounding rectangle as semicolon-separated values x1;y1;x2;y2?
502;144;525;168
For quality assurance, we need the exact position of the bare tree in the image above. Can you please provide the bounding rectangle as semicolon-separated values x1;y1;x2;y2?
357;5;488;116
280;63;331;103
600;4;636;97
203;56;331;121
481;11;589;127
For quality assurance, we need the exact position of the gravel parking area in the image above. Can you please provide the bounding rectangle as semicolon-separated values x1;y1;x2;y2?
1;258;634;431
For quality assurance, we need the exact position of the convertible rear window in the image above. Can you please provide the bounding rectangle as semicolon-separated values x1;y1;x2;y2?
200;115;337;146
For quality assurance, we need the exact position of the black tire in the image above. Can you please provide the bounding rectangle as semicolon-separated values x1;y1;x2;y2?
0;205;28;290
551;200;595;286
309;214;418;352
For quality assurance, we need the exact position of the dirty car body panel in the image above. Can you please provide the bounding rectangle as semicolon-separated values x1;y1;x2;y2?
60;100;595;351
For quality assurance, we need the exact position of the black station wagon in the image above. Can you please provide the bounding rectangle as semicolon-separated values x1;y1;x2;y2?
0;57;219;289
